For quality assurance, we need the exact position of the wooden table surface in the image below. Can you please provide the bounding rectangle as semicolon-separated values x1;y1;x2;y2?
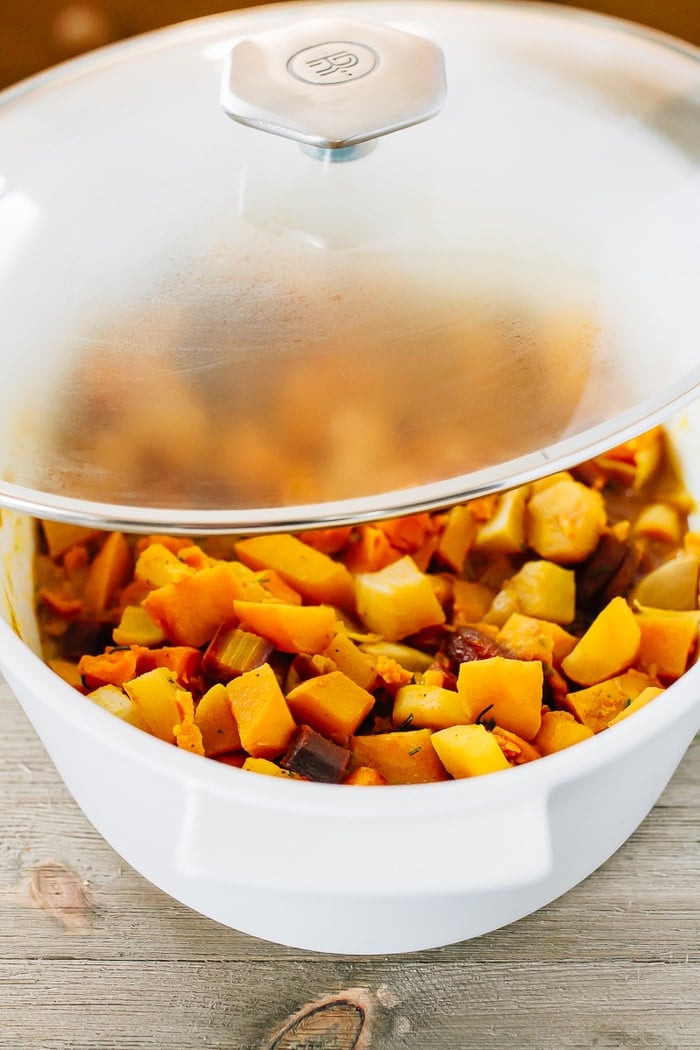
1;677;699;1050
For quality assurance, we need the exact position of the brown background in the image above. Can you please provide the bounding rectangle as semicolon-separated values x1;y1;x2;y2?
1;0;700;90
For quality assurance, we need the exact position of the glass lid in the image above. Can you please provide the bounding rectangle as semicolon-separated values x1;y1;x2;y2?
0;0;698;533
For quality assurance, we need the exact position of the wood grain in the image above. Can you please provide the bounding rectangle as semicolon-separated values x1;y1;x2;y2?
1;679;699;1049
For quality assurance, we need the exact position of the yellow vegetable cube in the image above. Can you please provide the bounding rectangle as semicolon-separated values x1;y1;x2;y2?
350;729;448;784
635;610;698;681
533;710;594;754
452;579;496;625
457;656;543;740
473;486;530;554
227;663;296;760
561;597;641;686
431;724;511;778
113;605;166;647
354;555;446;642
437;504;477;572
564;669;653;732
526;479;606;563
124;667;185;742
285;670;375;742
506;560;576;625
194;682;242;757
234;533;355;609
392;683;467;731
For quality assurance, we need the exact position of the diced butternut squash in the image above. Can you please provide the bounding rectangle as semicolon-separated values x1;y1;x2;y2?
83;531;132;614
392;683;466;731
342;765;388;786
473;486;529;554
343;525;401;573
561;597;641;686
564;669;653;732
113;605;166;647
635;610;698;681
123;666;186;743
232;600;336;654
457;656;543;740
533;710;594;754
194;683;241;756
226;663;296;759
78;648;139;690
608;686;665;726
134;645;202;687
143;562;257;647
322;632;377;691
350;729;448;784
87;684;150;732
526;479;606;563
135;542;195;588
633;553;699;611
286;670;375;742
437;505;477;571
431;724;511;778
234;533;354;609
377;513;435;554
497;613;554;664
354;555;446;642
506;560;576;625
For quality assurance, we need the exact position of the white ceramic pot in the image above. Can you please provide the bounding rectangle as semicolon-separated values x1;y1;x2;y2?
0;1;699;955
1;402;698;955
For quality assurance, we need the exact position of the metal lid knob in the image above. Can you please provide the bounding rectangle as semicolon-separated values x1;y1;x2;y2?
220;16;446;152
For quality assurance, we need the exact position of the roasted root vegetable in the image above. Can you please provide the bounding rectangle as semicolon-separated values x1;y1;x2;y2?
36;423;698;785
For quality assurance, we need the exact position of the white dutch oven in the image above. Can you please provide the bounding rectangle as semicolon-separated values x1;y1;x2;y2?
0;1;699;953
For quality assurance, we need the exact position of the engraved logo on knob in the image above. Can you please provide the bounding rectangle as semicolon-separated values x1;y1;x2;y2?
288;41;378;85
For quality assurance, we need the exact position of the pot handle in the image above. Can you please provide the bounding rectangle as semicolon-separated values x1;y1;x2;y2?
176;784;553;895
220;16;446;157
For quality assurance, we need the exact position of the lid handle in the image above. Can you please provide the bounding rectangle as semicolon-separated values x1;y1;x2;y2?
220;16;446;155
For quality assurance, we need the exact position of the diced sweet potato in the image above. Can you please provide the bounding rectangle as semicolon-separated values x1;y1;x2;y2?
343;765;388;786
561;596;641;686
564;669;653;732
143;562;256;647
226;663;296;759
285;670;375;742
234;533;354;609
354;555;446;642
430;724;511;778
457;656;543;740
232;600;336;654
343;525;401;573
350;729;448;784
134;645;202;687
79;648;139;690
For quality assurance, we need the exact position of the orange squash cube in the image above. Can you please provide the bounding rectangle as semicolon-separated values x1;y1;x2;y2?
562;596;641;686
234;533;354;609
194;683;242;757
564;669;653;732
354;555;446;642
457;656;544;740
533;710;594;754
226;663;296;759
232;600;336;654
350;729;448;784
431;724;511;778
285;670;375;742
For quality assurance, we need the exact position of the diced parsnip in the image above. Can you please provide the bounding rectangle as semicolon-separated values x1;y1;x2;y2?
431;724;511;778
135;542;194;588
437;505;477;571
234;533;355;609
226;663;296;759
354;555;446;642
286;670;375;742
632;503;682;545
87;684;150;732
473;486;529;554
194;683;241;756
41;521;101;560
452;579;496;625
608;686;665;726
561;597;641;686
392;683;466;731
635;610;698;680
113;605;166;647
457;656;543;740
633;553;700;611
83;531;132;614
350;729;448;784
533;710;594;754
232;600;336;654
563;669;653;732
526;479;606;563
143;562;260;647
343;766;388;786
321;632;377;690
123;666;186;743
505;560;576;625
